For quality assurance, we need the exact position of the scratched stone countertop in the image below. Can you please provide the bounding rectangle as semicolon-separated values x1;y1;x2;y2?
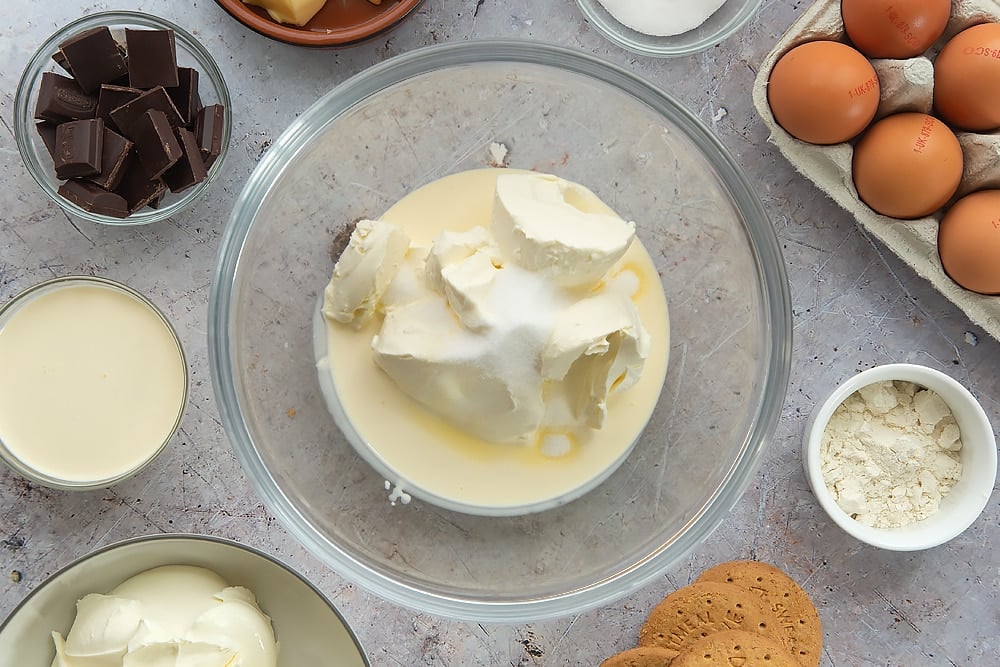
1;1;998;665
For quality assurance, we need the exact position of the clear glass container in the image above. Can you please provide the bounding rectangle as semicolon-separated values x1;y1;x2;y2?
576;0;763;58
0;276;187;490
209;40;793;621
13;11;232;226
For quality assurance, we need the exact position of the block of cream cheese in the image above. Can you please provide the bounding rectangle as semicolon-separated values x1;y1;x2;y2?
322;218;410;328
541;292;651;430
423;226;501;294
491;173;636;288
372;258;563;443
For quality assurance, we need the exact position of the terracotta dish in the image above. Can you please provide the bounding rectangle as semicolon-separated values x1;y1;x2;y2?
215;0;424;47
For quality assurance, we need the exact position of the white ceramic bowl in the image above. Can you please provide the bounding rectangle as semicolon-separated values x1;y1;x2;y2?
0;534;369;666
803;363;997;551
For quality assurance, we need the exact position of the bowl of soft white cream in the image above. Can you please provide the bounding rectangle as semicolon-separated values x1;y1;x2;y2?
575;0;762;57
803;363;998;551
209;40;792;621
0;534;369;666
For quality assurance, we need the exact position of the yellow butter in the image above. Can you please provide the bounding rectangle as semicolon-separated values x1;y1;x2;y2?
242;0;326;26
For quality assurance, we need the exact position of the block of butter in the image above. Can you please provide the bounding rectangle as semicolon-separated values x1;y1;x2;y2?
243;0;325;25
242;0;382;26
752;0;1000;341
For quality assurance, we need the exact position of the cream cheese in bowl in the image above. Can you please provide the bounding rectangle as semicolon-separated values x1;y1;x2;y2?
209;41;792;621
51;565;277;667
0;276;187;489
315;169;670;515
0;535;370;667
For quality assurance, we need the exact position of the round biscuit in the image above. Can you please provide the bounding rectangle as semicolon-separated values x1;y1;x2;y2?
696;561;822;667
638;581;770;654
670;629;801;667
599;646;679;667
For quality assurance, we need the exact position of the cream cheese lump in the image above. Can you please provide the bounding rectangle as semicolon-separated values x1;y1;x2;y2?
51;565;277;667
316;168;670;512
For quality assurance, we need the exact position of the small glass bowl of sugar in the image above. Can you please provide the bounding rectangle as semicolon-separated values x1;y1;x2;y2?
575;0;762;58
802;363;996;551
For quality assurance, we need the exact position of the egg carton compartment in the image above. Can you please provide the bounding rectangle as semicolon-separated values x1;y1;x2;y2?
752;0;1000;340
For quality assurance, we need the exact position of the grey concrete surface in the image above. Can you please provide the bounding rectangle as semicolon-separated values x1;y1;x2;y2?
1;1;998;665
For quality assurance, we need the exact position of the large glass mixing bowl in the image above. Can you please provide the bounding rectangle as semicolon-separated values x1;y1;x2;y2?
209;41;792;621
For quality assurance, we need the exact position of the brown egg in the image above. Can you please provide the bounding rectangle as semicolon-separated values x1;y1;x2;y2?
852;113;963;219
938;190;1000;294
767;40;880;145
935;23;1000;131
842;0;951;59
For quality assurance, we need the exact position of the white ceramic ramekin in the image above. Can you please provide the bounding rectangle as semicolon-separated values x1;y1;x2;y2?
803;363;997;551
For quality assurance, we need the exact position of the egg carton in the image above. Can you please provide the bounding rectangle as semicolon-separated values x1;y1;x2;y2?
752;0;1000;341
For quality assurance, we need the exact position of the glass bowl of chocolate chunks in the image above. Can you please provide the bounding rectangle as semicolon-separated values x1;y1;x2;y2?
13;11;231;225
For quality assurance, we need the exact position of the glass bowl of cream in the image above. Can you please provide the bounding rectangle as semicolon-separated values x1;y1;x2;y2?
209;41;792;621
575;0;762;58
0;276;187;490
0;534;369;666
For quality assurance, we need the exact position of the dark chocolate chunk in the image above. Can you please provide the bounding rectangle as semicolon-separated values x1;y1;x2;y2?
57;26;128;93
194;104;225;167
167;67;202;125
148;192;166;209
58;179;129;218
96;84;142;130
52;50;73;76
85;127;133;191
36;122;58;159
131;109;182;179
113;153;167;213
164;127;208;193
109;43;132;87
54;118;104;179
125;29;179;89
109;85;184;135
34;72;97;122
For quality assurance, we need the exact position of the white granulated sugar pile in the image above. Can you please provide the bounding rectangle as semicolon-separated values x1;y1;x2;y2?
820;380;963;528
597;0;729;37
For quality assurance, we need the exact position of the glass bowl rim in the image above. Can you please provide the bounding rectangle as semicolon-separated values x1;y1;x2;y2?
0;275;189;490
0;532;372;666
12;10;233;227
575;0;764;58
208;38;793;621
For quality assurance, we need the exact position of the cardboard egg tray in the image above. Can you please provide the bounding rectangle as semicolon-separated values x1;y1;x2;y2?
752;0;1000;341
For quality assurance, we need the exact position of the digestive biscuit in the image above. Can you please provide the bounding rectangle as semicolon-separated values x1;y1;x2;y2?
696;560;822;667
